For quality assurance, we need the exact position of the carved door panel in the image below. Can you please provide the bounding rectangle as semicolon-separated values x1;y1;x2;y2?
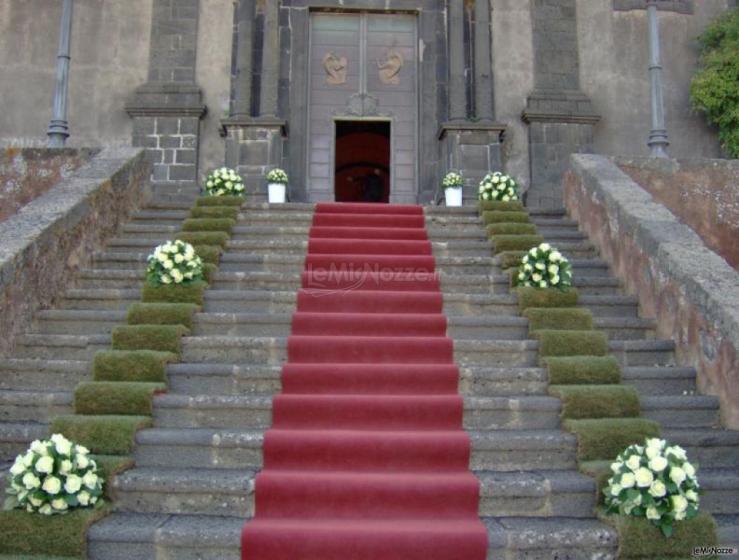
307;12;418;202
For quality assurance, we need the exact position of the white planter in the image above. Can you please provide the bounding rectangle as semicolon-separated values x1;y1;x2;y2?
268;182;287;203
444;186;463;207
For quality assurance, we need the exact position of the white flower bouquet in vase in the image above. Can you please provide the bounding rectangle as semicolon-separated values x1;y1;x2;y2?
604;438;701;537
5;434;103;515
479;172;519;202
265;168;289;203
442;171;464;207
146;240;205;286
204;167;245;197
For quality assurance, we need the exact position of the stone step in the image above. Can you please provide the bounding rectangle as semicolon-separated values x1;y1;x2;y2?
87;512;617;560
11;334;109;360
662;428;739;470
578;294;640;317
32;309;126;335
120;223;181;239
0;358;89;391
608;339;675;367
133;428;578;473
715;514;739;548
0;422;48;460
622;366;697;395
641;395;720;428
131;209;189;224
77;269;144;289
60;288;141;311
700;469;739;515
151;393;561;432
529;216;578;228
0;390;72;423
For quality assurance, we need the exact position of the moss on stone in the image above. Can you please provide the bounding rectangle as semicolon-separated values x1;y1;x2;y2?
498;251;528;270
479;200;526;213
50;415;152;455
486;223;537;236
111;325;188;355
141;280;207;306
516;287;579;311
536;329;609;358
93;350;175;383
546;356;622;385
126;303;197;329
190;205;239;219
482;211;530;225
182;218;235;233
74;382;166;416
192;245;222;265
176;231;229;248
525;307;593;332
549;385;641;420
491;234;545;254
563;417;660;461
196;195;244;207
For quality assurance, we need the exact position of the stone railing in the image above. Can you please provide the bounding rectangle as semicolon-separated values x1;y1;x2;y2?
564;154;739;429
0;147;150;355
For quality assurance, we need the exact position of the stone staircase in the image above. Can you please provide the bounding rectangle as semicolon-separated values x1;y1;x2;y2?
0;202;737;558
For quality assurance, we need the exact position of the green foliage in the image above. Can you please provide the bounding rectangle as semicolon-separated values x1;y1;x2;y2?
176;231;229;248
111;325;189;355
546;356;622;385
482;211;530;225
524;307;593;332
74;382;166;416
127;303;198;329
490;234;544;254
516;287;578;311
479;200;525;213
549;385;641;420
196;195;244;207
0;503;110;557
536;330;609;357
50;415;152;455
690;8;739;157
182;218;236;233
563;418;660;461
92;350;175;383
189;206;239;219
486;223;537;236
141;280;208;306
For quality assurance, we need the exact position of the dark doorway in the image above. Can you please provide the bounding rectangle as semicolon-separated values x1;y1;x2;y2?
334;121;391;203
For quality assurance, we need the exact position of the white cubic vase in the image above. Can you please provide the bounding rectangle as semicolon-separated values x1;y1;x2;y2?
444;186;463;207
268;182;287;203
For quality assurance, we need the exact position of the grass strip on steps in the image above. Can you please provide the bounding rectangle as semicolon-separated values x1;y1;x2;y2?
549;385;641;419
90;455;135;499
490;234;544;254
479;201;525;212
498;251;528;270
525;307;593;332
190;205;240;219
580;460;614;503
195;195;245;207
127;303;198;329
482;210;530;225
111;325;189;354
563;418;660;461
141;280;208;305
176;230;229;248
536;329;609;357
597;509;717;559
74;382;167;416
50;415;153;455
516;286;578;311
546;356;622;385
486;223;537;236
182;218;236;233
0;503;111;558
192;244;222;265
93;350;176;383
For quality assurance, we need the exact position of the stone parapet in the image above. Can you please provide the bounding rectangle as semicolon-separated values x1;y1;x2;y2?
564;154;739;429
0;147;150;356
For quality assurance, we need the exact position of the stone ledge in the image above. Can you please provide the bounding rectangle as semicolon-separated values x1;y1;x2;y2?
0;147;151;356
613;0;694;14
564;154;739;428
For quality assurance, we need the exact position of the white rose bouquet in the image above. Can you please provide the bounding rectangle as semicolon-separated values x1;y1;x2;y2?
442;171;464;190
266;168;289;184
146;240;204;286
204;167;245;197
515;243;573;289
479;171;518;202
5;434;103;515
604;438;701;537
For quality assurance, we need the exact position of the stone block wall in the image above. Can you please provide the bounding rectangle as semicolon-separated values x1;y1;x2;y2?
132;114;200;187
564;154;739;428
0;147;150;355
0;148;96;223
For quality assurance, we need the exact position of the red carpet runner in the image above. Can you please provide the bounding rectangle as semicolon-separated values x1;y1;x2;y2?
241;203;488;560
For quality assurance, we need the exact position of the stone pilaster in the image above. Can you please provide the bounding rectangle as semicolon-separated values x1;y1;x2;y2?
448;0;467;122
231;0;255;118
523;0;600;209
126;0;206;200
474;0;494;121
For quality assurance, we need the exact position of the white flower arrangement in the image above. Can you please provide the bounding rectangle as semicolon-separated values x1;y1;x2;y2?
515;243;573;290
146;240;204;286
604;438;701;537
5;434;103;515
266;168;289;185
479;171;519;202
442;171;464;190
204;167;245;197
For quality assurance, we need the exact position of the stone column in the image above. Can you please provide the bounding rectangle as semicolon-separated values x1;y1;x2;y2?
231;0;255;118
474;0;494;121
448;0;467;121
259;0;280;118
126;0;206;201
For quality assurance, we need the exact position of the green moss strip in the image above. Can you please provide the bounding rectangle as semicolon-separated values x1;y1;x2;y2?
182;218;235;233
516;287;579;311
142;280;207;306
549;385;641;420
189;205;239;219
525;307;593;332
50;415;152;455
482;211;530;225
176;231;229;248
0;503;111;557
491;234;544;254
479;200;525;213
546;356;622;385
597;509;717;559
196;195;244;207
563;417;660;461
111;325;188;355
193;244;222;265
93;350;175;383
536;329;609;357
127;303;198;329
486;223;537;236
580;460;613;504
74;382;166;416
91;454;135;500
498;251;527;270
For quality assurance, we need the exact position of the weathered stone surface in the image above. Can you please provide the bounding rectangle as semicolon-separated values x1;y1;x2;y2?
564;154;739;428
0;147;150;355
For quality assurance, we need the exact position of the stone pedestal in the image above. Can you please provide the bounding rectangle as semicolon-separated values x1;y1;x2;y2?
439;122;506;204
126;83;207;201
221;117;287;202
